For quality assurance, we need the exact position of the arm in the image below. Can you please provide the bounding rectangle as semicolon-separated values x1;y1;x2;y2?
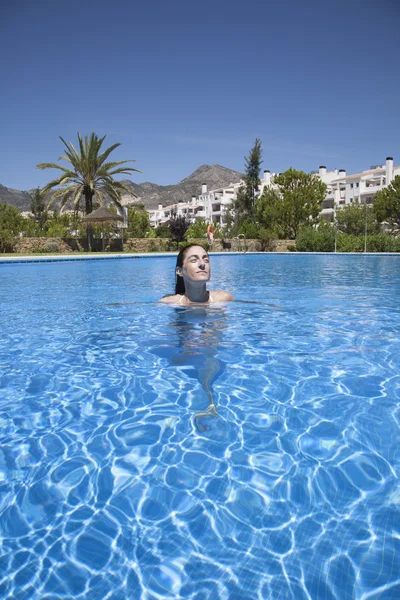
158;294;181;304
214;290;235;302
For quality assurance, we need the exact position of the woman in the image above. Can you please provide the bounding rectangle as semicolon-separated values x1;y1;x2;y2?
159;244;234;305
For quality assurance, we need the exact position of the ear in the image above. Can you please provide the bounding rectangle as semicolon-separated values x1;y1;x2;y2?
176;267;183;276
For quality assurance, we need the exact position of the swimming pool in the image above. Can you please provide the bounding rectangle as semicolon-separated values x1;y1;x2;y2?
0;254;399;599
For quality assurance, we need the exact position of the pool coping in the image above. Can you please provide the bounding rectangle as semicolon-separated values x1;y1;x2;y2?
0;251;264;264
0;251;399;264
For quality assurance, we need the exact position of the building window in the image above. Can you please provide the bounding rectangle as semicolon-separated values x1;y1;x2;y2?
350;184;353;188
356;183;359;188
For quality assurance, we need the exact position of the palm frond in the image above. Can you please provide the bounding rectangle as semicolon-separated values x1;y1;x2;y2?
46;186;73;209
100;160;142;174
72;186;83;209
108;166;142;176
94;189;105;205
97;142;121;167
105;180;137;197
37;162;72;173
58;191;75;210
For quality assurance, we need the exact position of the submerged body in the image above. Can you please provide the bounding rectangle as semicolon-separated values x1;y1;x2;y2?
158;244;233;428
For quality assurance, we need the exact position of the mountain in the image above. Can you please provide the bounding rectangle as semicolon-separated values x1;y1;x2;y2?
0;184;33;211
0;165;244;212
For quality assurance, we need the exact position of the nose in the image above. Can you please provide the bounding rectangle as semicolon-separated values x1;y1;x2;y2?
199;263;206;270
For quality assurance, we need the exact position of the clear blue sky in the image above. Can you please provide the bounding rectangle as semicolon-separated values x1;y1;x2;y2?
1;0;399;191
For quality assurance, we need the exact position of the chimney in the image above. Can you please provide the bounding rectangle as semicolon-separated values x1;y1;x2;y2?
263;170;271;184
158;204;162;211
201;183;207;195
192;195;196;205
333;168;338;175
386;157;393;185
339;169;346;177
319;165;327;176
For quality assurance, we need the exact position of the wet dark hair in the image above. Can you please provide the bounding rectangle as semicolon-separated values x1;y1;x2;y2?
175;244;208;295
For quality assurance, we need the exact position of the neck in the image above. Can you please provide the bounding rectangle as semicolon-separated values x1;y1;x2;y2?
183;281;208;303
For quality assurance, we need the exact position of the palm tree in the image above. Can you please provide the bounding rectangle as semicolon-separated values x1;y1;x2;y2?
37;132;141;215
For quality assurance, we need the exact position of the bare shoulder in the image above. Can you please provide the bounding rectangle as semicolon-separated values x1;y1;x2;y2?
212;290;235;302
158;294;181;304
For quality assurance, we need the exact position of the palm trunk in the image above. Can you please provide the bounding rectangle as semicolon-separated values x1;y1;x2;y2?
84;190;94;252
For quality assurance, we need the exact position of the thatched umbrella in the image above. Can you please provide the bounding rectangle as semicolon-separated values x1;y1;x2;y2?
82;207;124;251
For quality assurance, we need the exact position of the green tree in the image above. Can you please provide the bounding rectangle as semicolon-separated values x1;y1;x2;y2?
0;202;25;235
244;138;263;212
373;175;400;233
185;218;208;240
45;213;83;237
0;202;26;252
231;138;263;228
185;218;224;241
257;168;326;239
336;203;380;236
30;187;48;231
238;218;260;239
126;206;154;238
37;133;140;215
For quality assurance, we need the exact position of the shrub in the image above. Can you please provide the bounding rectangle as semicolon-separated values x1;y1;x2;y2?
287;245;296;252
295;227;335;252
258;228;276;252
154;225;171;238
238;219;259;240
44;241;60;253
148;240;160;253
336;233;364;252
0;231;17;253
366;234;396;252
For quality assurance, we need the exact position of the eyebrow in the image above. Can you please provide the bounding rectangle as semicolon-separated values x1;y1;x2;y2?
187;254;209;259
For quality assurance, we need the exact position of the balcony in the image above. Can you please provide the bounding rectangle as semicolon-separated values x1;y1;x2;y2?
322;199;334;209
361;184;382;194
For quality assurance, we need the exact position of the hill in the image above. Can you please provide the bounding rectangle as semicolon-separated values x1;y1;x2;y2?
0;164;244;212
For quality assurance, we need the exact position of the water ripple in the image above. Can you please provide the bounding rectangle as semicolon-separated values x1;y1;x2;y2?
1;255;400;599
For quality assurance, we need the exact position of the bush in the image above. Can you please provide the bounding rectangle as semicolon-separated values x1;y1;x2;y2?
154;225;171;238
31;247;48;254
44;241;60;253
0;231;17;253
295;226;335;252
258;228;276;252
148;240;160;253
336;233;364;252
238;219;259;239
287;245;296;251
365;234;398;252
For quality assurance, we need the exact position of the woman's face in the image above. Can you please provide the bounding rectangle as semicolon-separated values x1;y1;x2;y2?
180;246;211;283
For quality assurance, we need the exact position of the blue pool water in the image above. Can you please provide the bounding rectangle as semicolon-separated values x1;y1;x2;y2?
0;254;400;599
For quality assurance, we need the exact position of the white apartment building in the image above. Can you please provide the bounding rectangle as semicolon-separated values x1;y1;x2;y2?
319;157;399;221
146;156;399;229
197;182;244;226
148;196;207;229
